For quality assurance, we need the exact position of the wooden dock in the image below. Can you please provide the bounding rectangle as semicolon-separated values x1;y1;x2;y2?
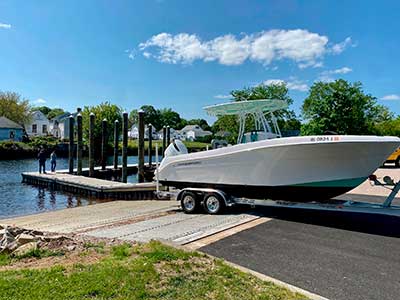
21;171;160;200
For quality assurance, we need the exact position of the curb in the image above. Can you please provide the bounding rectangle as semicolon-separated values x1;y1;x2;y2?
223;260;329;300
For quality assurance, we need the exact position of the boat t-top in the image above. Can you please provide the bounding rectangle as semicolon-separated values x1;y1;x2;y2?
157;99;400;213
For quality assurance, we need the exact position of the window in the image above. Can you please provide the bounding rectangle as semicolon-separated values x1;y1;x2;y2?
42;124;47;134
32;124;37;133
9;131;15;140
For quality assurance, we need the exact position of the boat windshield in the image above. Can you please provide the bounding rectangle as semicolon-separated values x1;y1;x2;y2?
204;99;288;144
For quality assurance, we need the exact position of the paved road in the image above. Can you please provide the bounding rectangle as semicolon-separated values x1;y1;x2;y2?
201;207;400;300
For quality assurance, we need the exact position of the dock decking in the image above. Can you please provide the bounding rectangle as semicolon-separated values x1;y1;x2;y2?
22;171;159;200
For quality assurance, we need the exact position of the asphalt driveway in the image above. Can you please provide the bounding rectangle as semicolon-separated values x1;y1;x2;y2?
201;207;400;300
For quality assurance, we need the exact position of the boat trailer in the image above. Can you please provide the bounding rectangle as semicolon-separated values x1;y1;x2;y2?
154;145;400;216
156;174;400;216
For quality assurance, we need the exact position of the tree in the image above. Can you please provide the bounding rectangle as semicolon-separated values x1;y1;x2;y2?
301;79;392;135
32;106;51;116
47;108;66;120
186;119;211;131
0;91;31;126
128;109;138;128
212;115;238;143
140;105;161;129
374;118;400;136
81;102;123;153
159;108;182;129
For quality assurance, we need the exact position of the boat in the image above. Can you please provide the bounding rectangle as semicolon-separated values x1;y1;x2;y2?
157;99;400;201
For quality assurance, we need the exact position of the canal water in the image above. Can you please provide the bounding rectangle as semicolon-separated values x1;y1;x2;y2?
0;156;146;219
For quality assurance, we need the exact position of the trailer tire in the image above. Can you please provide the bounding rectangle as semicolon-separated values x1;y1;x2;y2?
181;191;199;214
203;193;224;214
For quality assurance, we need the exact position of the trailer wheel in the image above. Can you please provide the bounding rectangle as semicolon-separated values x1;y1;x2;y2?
203;193;224;214
181;191;198;214
396;157;400;168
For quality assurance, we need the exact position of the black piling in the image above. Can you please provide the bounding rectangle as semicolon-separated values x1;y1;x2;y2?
76;112;83;175
89;113;95;177
122;112;128;183
167;125;171;145
113;120;119;170
162;126;166;155
138;110;145;183
148;123;153;167
68;115;74;174
101;118;107;171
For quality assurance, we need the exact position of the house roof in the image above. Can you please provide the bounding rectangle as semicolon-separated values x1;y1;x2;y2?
30;110;49;121
0;116;23;129
51;112;73;122
180;125;202;132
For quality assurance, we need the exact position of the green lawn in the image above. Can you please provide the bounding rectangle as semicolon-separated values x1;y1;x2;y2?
0;241;306;300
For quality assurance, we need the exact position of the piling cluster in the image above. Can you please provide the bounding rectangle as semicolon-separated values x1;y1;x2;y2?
66;108;172;183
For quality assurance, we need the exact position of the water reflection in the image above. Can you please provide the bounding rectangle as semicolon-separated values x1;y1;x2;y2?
36;187;46;210
0;156;144;219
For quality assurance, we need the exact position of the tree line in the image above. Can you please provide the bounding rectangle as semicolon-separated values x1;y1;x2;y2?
1;78;399;145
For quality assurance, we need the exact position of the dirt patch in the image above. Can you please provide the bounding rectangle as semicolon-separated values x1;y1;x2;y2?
0;230;135;271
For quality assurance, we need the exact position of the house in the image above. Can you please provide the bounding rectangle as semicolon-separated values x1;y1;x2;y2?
25;111;50;137
128;124;159;140
158;127;181;140
49;112;76;140
178;125;212;141
0;116;23;141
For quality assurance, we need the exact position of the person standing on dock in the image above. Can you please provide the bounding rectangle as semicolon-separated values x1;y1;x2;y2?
50;150;57;173
37;148;47;174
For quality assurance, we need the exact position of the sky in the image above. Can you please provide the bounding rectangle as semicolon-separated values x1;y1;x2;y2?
1;0;400;123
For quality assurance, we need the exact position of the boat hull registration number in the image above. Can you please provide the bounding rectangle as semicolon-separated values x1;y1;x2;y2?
310;136;340;142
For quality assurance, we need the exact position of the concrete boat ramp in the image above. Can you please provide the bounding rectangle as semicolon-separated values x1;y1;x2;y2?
0;200;262;245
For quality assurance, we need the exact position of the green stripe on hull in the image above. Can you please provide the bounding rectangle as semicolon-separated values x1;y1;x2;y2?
293;177;367;188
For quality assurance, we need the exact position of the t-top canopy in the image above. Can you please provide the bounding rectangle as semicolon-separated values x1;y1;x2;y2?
203;99;288;116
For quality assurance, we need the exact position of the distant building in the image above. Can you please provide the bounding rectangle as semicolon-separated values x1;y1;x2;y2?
49;112;76;140
25;111;50;137
179;125;212;141
0;116;23;141
128;124;159;140
158;127;180;140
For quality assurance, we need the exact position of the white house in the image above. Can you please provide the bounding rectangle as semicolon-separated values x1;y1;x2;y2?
179;125;212;141
49;112;76;140
158;127;181;140
25;111;50;137
128;124;159;140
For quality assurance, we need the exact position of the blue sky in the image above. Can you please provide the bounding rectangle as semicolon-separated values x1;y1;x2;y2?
1;0;400;123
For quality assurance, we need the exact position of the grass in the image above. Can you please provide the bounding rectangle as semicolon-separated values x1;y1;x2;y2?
0;248;64;266
127;139;210;152
83;241;105;254
0;241;307;300
15;248;65;260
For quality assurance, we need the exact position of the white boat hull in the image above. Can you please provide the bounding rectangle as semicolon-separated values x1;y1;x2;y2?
158;136;400;201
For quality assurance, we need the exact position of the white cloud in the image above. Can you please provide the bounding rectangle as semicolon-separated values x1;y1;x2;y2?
381;94;400;101
331;37;356;54
0;23;11;29
317;74;335;83
34;98;46;104
214;94;231;99
316;66;352;82
125;49;135;60
138;29;349;68
263;78;308;92
329;67;352;74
